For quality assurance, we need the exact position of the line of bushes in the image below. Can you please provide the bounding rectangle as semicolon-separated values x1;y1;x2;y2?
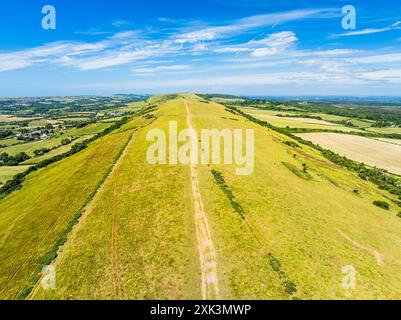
282;162;312;181
373;200;390;210
211;169;245;219
267;253;298;297
224;105;401;204
0;151;31;166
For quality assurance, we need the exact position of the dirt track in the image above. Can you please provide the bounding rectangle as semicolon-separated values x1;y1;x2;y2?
184;98;220;300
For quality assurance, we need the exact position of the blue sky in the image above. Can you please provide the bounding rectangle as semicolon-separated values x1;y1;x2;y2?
0;0;401;97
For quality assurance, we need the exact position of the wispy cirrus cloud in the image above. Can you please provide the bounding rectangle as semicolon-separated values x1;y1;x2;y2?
0;5;399;95
112;20;130;27
174;8;335;44
0;30;177;72
74;29;111;36
332;21;401;37
1;9;330;73
133;64;191;74
213;31;298;57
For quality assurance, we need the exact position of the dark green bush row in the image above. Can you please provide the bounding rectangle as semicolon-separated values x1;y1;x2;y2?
0;151;30;166
373;200;390;210
282;162;312;181
211;169;245;219
283;141;300;148
225;105;401;203
267;253;297;296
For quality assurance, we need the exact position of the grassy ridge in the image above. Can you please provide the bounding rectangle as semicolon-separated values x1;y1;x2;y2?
4;95;401;299
33;99;201;299
0;116;146;299
188;97;401;299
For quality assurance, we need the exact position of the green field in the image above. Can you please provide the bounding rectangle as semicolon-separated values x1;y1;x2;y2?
0;165;31;185
0;115;42;123
241;108;365;133
366;127;401;135
1;122;112;157
0;138;23;147
22;136;92;165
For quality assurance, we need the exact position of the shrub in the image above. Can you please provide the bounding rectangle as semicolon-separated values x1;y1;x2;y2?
373;200;390;210
211;169;245;219
33;148;50;156
283;141;300;148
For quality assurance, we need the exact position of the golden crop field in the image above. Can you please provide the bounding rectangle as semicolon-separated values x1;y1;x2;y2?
0;165;31;185
297;132;401;175
241;109;365;133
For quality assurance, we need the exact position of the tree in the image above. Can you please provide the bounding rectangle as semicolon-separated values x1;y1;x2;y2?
14;152;30;163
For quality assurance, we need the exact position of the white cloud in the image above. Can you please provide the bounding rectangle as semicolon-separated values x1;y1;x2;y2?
133;64;191;74
313;49;362;56
214;47;252;53
192;43;208;53
213;31;297;57
0;31;177;72
112;20;130;27
346;53;401;64
251;47;281;57
70;71;366;91
358;69;401;83
332;20;401;37
299;58;348;73
254;31;297;47
250;31;297;57
174;9;333;44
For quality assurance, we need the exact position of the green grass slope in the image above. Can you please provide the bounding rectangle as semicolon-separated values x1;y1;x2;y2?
0;116;147;299
189;97;401;299
2;95;401;300
32;99;200;299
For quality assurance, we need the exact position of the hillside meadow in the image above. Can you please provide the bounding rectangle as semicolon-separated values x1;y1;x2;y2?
33;97;401;299
32;99;201;300
0;114;149;299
